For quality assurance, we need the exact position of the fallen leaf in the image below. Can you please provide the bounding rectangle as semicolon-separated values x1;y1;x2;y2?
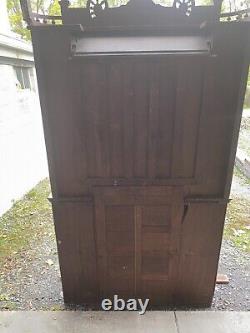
46;259;54;266
232;228;246;236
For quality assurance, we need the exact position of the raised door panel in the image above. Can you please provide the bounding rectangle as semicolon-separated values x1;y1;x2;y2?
94;199;135;299
94;187;183;304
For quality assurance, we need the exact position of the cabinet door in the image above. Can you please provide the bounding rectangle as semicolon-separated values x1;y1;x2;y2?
77;58;203;188
94;187;183;304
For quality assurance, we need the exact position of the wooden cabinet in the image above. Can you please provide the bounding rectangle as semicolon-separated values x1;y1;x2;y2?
21;0;250;307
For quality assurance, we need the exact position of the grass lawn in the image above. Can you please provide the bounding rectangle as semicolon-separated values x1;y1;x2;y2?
225;196;250;253
0;179;52;267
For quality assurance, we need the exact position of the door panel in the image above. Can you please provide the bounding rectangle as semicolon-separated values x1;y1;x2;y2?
80;58;203;184
94;186;183;303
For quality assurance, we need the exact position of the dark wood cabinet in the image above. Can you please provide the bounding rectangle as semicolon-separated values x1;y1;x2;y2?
21;0;250;307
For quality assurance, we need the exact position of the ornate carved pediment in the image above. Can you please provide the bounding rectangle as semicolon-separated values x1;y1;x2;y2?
20;0;250;28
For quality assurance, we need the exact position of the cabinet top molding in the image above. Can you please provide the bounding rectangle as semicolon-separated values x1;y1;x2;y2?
20;0;249;31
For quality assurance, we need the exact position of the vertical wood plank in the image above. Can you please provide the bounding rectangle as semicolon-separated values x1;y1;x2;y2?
171;57;203;178
148;62;159;178
156;60;176;178
133;62;149;178
107;61;124;177
123;61;134;179
94;194;108;297
135;205;142;298
82;63;110;178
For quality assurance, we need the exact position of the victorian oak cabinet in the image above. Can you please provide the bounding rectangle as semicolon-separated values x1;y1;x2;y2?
21;0;250;307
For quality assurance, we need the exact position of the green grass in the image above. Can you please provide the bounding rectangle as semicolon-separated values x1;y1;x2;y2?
224;197;250;253
224;108;250;252
233;166;250;186
0;179;52;266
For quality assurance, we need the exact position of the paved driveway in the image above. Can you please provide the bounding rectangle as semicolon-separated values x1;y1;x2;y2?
0;311;249;333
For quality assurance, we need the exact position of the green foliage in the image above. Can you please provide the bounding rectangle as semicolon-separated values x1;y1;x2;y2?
7;0;62;40
30;0;46;13
6;0;133;39
48;0;61;15
224;193;250;253
7;0;31;40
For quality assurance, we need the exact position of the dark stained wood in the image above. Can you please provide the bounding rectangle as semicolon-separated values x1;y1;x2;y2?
20;0;250;29
94;187;183;304
23;1;250;307
61;0;218;30
52;200;98;304
70;56;204;185
171;57;204;178
175;202;227;306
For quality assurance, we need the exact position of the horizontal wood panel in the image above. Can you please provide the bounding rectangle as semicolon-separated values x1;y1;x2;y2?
142;206;171;227
142;232;170;252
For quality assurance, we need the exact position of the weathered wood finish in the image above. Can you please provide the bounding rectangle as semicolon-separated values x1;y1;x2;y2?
28;4;250;307
79;57;203;182
93;186;183;304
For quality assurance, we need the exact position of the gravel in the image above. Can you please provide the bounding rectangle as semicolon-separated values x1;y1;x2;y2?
212;238;250;311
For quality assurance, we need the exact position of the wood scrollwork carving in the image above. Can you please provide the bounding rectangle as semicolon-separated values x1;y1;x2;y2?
87;0;109;19
173;0;195;16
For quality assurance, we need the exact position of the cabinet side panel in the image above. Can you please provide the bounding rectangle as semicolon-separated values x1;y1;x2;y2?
52;201;98;304
190;26;250;197
176;203;227;306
